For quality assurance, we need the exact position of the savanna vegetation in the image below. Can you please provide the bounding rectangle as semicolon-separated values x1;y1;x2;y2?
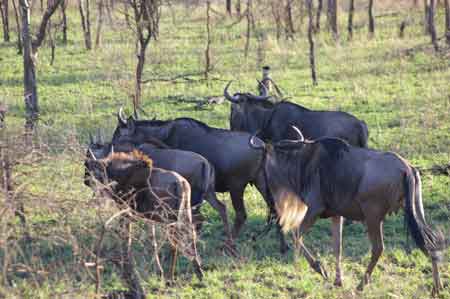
0;0;450;298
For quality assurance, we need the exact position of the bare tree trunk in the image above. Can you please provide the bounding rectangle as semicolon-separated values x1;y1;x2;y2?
11;0;21;53
60;0;67;44
78;0;92;50
205;0;212;80
48;19;55;65
244;0;252;57
445;0;450;45
327;0;338;40
271;0;282;40
95;0;104;47
19;0;38;130
428;0;438;50
316;0;323;32
347;0;354;40
226;0;231;15
307;0;317;85
236;0;240;16
0;0;10;41
368;0;374;38
285;0;295;39
32;0;64;52
424;0;430;33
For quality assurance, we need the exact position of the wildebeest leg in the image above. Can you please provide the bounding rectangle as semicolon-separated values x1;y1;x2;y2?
295;212;328;279
332;216;344;286
357;216;384;291
253;172;289;254
168;246;178;282
230;186;247;238
205;192;234;245
149;224;164;279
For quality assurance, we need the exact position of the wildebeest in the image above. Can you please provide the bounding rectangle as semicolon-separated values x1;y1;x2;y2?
85;147;204;281
111;115;289;252
249;128;445;294
225;81;369;146
85;133;233;245
225;81;368;267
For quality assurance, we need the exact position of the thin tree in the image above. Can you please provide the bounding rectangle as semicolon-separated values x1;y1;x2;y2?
226;0;231;15
236;0;241;17
11;0;21;53
127;0;161;110
327;0;338;40
307;0;317;85
19;0;63;130
428;0;438;50
285;0;295;39
95;0;104;47
445;0;450;45
347;0;354;40
78;0;92;50
205;0;212;80
244;0;252;57
368;0;374;38
0;0;10;41
60;0;67;44
316;0;323;32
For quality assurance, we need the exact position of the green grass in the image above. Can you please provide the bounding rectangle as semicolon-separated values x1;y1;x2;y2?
0;2;450;298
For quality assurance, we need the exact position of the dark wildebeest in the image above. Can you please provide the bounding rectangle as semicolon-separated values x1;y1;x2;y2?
111;115;289;252
225;81;369;146
85;133;233;246
249;127;445;294
85;148;204;281
225;81;369;268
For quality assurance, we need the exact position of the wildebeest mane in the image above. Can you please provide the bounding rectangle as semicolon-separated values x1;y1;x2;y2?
244;97;275;108
103;150;153;169
272;137;350;200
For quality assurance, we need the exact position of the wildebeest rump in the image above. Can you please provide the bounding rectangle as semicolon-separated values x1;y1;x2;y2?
86;136;233;244
85;148;204;281
249;131;445;294
111;116;288;251
225;81;369;146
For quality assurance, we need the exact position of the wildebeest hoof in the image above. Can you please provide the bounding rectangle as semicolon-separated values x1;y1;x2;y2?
431;285;441;297
312;261;328;280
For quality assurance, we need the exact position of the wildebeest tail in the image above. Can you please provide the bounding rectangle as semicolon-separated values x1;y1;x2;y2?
404;169;445;261
358;121;369;148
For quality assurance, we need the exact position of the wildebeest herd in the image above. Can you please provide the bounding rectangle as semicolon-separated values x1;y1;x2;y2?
84;82;445;295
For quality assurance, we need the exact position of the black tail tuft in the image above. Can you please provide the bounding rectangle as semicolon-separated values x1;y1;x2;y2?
404;171;446;261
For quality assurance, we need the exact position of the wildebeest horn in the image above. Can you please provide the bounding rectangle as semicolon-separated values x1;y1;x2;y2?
88;148;97;161
249;135;266;150
291;126;305;142
118;107;127;124
256;79;269;97
224;81;240;103
110;145;114;154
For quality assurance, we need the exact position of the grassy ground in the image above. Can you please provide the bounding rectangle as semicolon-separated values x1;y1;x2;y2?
1;2;450;298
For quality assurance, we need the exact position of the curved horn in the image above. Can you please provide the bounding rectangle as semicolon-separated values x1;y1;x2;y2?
291;126;305;142
256;79;269;97
110;145;114;154
118;107;127;125
88;148;97;161
249;135;266;150
224;81;240;103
